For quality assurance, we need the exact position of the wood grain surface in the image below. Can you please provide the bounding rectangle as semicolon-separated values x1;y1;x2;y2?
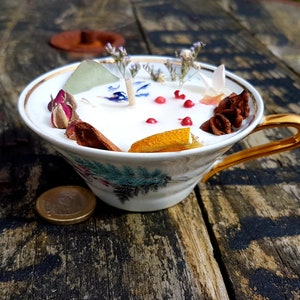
0;0;300;299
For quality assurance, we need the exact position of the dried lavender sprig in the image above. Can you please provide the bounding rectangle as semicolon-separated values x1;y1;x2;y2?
105;43;139;105
167;41;206;87
129;63;141;78
105;43;131;77
143;64;167;82
164;60;177;81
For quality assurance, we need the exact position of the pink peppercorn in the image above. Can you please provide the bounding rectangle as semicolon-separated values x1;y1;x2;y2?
146;118;158;124
181;117;193;126
154;96;166;104
183;100;195;108
174;90;186;100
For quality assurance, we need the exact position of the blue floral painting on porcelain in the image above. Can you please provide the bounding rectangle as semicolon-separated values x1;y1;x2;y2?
65;153;172;202
105;81;150;102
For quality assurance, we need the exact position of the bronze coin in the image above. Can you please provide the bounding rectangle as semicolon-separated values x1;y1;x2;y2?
36;186;96;225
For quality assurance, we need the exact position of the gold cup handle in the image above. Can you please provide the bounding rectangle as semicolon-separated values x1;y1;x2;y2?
201;114;300;182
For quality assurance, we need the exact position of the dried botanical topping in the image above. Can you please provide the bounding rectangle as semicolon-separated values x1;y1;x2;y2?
146;118;158;124
183;99;195;108
48;89;79;129
105;43;140;78
51;103;72;129
180;116;193;126
214;90;250;119
166;41;206;87
74;121;122;152
154;96;166;104
65;119;81;140
200;114;233;135
143;64;167;82
129;127;202;153
174;90;186;99
48;89;77;111
200;90;250;135
199;94;224;106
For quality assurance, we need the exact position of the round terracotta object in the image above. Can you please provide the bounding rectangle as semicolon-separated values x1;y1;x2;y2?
36;185;96;225
50;29;125;54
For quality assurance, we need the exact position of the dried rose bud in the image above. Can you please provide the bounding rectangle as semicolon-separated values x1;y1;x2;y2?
48;89;77;112
48;89;79;129
51;103;73;129
48;89;66;111
64;91;77;111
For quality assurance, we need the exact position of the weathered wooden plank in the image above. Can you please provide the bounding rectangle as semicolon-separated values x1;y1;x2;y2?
1;0;300;298
222;0;300;73
0;0;229;299
169;196;229;300
199;157;300;299
0;190;228;299
133;0;300;299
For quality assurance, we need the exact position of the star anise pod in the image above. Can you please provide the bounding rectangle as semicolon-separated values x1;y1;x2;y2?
200;114;233;135
200;90;250;135
215;90;250;118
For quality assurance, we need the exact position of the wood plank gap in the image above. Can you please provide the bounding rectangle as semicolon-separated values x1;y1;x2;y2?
130;1;153;54
194;184;238;300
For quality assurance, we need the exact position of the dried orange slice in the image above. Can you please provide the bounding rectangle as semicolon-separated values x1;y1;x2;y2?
128;127;202;153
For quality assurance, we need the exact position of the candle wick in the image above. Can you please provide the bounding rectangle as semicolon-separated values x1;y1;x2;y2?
125;77;135;106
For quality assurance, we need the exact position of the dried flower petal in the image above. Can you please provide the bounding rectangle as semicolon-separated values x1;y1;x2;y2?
64;91;77;111
200;94;223;105
51;103;72;128
199;65;232;99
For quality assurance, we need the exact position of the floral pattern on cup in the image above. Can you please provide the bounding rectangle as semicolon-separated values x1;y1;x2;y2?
65;153;172;202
